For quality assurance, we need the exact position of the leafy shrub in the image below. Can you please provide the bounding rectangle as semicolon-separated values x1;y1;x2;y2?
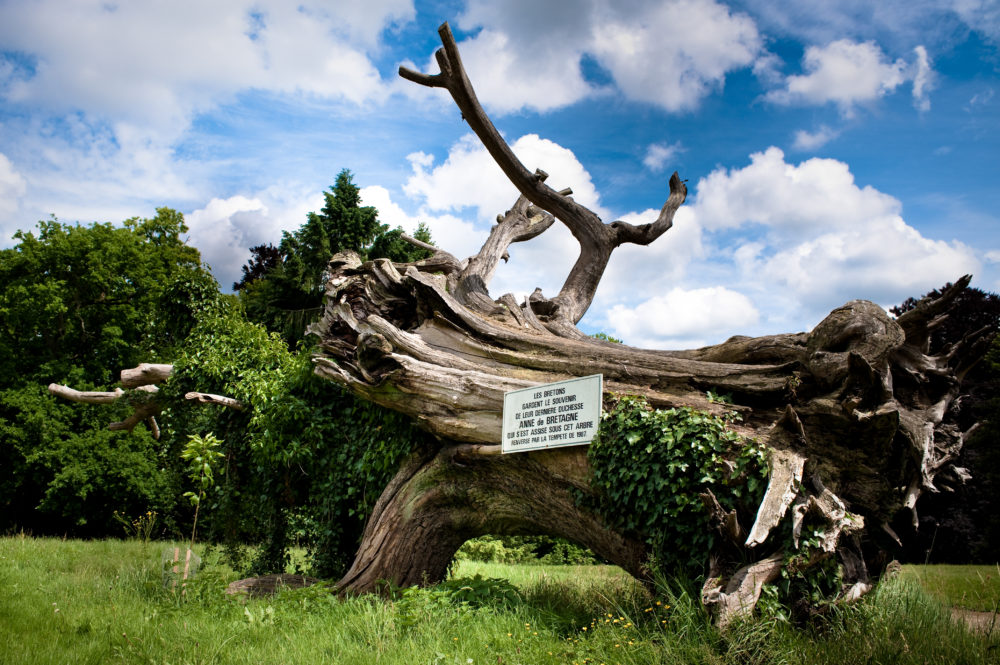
586;394;768;578
393;574;523;627
454;536;537;564
455;535;599;565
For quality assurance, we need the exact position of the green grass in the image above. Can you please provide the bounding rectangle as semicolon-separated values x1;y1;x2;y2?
1;535;998;665
901;564;1000;611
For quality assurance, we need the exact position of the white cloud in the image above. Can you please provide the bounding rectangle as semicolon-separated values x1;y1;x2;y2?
595;206;705;313
688;147;979;313
1;115;201;233
951;0;1000;44
792;125;839;150
587;0;762;111
693;147;900;235
0;1;408;137
0;153;27;226
403;133;607;222
401;133;606;300
985;249;1000;264
643;142;684;171
452;0;763;114
443;29;593;114
605;286;760;349
912;45;934;111
360;184;485;262
765;40;910;115
734;1;994;51
185;186;320;290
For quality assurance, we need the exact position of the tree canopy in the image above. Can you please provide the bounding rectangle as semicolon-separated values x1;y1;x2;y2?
234;169;432;345
0;209;217;535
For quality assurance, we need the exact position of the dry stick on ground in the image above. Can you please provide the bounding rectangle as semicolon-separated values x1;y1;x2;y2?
310;21;994;627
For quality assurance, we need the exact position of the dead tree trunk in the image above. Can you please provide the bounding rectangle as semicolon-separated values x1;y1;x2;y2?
310;22;993;626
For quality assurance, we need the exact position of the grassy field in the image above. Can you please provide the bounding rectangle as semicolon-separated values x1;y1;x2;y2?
901;564;1000;612
1;535;998;665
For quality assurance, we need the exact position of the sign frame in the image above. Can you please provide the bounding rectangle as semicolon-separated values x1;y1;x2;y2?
501;374;603;454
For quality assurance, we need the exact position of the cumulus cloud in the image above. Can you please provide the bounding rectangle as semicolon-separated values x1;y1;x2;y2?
765;40;911;115
0;1;409;137
605;286;760;349
791;125;839;151
403;133;607;222
643;142;684;171
587;0;762;111
185;186;321;290
688;147;979;313
694;147;900;235
595;206;705;313
401;133;608;300
734;1;991;51
440;29;592;114
450;0;764;114
360;184;485;262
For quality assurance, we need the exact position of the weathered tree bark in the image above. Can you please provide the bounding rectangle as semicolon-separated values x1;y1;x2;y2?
49;364;244;439
309;22;994;627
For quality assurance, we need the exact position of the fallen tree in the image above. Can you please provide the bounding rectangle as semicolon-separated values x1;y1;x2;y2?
49;22;993;627
307;23;994;626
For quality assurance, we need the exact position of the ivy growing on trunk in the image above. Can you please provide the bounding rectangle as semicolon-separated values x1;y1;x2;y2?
586;395;768;578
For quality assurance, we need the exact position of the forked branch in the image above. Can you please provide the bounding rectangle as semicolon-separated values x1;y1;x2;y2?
400;22;687;326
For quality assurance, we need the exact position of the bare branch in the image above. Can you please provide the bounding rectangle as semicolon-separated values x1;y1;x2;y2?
401;24;597;234
52;365;244;439
120;363;173;388
401;233;440;253
457;194;556;309
609;172;688;246
401;22;687;326
184;392;245;411
48;383;124;404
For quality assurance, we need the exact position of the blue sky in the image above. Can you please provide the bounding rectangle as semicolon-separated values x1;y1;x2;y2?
1;0;998;348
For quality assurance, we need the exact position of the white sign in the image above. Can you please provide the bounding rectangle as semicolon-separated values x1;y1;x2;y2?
501;375;603;454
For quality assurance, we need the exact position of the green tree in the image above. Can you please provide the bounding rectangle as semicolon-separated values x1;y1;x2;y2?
235;170;433;345
0;209;209;386
0;210;217;536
